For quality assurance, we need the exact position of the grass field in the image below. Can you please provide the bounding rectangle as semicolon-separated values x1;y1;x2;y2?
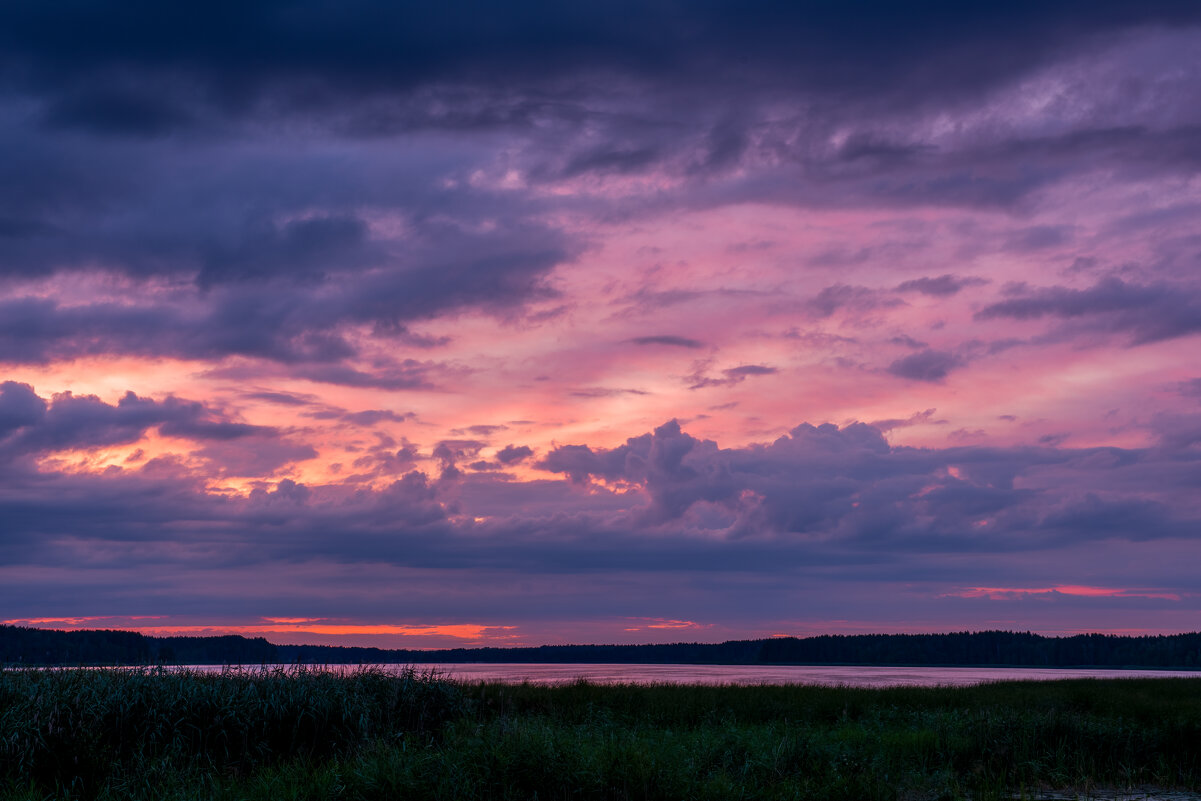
2;667;1200;800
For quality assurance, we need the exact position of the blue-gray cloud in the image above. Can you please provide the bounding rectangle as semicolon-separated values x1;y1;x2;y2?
896;275;988;297
629;335;706;349
2;403;1200;626
976;278;1201;345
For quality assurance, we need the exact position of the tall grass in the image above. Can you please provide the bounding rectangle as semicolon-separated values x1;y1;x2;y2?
0;666;461;799
3;670;1200;800
439;678;1201;800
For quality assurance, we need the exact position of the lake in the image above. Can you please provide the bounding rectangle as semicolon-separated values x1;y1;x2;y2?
353;663;1201;687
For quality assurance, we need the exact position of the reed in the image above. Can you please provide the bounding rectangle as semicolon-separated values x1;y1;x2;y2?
0;666;461;799
3;670;1200;800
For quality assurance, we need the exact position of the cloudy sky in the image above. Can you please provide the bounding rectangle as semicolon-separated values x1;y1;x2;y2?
3;1;1201;647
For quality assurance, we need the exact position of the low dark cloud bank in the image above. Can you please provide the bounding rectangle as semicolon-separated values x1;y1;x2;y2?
3;392;1200;621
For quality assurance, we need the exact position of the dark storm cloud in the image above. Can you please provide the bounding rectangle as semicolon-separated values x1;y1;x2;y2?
195;214;376;288
629;335;706;349
569;387;650;398
0;3;1197;234
619;424;1189;545
287;363;436;391
807;285;903;318
887;350;964;382
2;2;1197;385
3;414;1200;626
337;410;416;426
688;364;778;390
1002;225;1075;252
241;390;318;407
299;404;413;425
0;381;276;459
496;444;534;465
40;79;200;138
724;365;777;379
0;382;316;484
895;275;988;297
0;75;581;381
455;424;509;437
528;418;1201;552
4;1;1199;123
432;438;487;480
1178;378;1201;399
0;5;1197;242
562;146;663;178
331;223;571;327
0;380;45;434
1148;412;1201;452
348;435;422;480
681;124;1201;219
889;334;928;349
0;217;572;370
197;439;319;478
0;295;353;366
975;277;1201;345
870;408;946;432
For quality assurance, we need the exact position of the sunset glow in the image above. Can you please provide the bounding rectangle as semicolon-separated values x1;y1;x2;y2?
3;2;1201;648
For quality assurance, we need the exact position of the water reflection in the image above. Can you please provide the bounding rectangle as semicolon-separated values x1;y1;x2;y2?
173;663;1200;685
400;663;1199;686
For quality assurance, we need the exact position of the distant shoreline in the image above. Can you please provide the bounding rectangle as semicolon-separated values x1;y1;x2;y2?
6;624;1201;670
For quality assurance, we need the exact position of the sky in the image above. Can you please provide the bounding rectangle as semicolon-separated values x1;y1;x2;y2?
3;1;1201;648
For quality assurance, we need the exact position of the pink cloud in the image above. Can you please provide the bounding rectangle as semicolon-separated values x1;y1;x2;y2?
947;586;1184;602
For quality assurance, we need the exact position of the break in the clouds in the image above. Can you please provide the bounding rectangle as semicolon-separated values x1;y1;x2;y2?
2;1;1201;645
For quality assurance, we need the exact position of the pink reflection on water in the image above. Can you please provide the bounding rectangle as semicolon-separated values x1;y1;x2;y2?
400;664;1200;687
171;663;1201;686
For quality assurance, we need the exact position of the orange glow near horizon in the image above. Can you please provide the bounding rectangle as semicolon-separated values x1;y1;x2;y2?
3;617;515;643
621;617;710;632
948;586;1184;601
6;615;1200;645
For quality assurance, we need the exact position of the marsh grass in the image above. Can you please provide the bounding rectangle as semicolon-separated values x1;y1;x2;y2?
0;666;461;799
2;670;1199;800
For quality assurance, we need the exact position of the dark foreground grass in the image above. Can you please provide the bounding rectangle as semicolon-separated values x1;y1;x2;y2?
2;669;1200;800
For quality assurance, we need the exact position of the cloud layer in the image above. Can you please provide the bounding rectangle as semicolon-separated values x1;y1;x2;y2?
2;1;1200;644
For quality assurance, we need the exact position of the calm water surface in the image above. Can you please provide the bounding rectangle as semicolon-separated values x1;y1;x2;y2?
379;663;1199;687
180;663;1201;686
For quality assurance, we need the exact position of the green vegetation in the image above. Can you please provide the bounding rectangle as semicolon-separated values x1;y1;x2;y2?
3;668;1200;800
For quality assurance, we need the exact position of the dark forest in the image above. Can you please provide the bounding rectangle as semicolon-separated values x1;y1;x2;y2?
4;625;1200;669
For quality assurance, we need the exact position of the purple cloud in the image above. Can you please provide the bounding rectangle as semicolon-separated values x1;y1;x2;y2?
688;364;778;390
975;278;1201;345
496;444;534;465
629;335;706;349
2;410;1200;633
895;275;988;297
887;350;964;382
0;382;277;458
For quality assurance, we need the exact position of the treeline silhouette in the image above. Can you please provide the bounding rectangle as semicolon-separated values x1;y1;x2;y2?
277;640;766;666
4;625;1201;668
755;632;1201;668
0;626;276;666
